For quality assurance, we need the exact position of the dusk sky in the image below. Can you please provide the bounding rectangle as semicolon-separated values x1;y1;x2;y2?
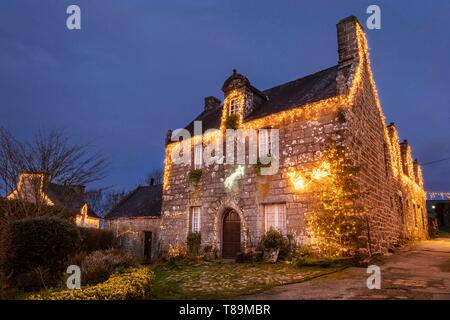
1;0;449;192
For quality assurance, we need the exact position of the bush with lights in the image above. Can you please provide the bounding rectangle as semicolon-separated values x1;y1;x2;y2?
305;145;366;257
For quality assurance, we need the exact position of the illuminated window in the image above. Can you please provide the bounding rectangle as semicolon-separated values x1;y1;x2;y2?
258;129;271;158
190;207;201;233
264;204;286;235
228;98;239;115
194;144;202;169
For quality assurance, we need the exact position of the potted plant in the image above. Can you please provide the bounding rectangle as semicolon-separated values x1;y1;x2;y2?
224;113;240;129
203;245;217;261
186;232;202;262
188;169;202;185
261;228;284;263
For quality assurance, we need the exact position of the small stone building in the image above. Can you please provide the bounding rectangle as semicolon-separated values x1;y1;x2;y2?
107;16;428;260
5;172;100;228
104;185;162;261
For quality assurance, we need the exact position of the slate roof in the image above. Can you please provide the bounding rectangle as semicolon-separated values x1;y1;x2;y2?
41;182;99;218
5;172;100;218
105;185;162;219
184;65;351;134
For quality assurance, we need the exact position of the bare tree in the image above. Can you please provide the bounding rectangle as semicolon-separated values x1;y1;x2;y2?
0;128;107;196
85;188;127;217
146;168;163;186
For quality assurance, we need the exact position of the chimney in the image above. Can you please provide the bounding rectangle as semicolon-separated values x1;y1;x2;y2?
204;96;221;112
336;16;365;94
337;16;362;67
165;129;173;145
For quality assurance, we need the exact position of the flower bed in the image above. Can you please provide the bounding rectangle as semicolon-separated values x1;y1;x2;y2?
28;267;153;300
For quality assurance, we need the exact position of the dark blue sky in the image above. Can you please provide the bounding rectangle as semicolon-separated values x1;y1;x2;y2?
1;0;449;192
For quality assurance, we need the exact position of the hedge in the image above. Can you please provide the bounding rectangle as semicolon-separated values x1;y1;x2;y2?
78;227;115;253
28;267;153;300
0;217;82;287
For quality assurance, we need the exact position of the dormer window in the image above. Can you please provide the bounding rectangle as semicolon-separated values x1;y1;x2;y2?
228;98;239;115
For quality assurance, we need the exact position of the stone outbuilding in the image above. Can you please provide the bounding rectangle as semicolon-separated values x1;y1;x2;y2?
104;184;162;261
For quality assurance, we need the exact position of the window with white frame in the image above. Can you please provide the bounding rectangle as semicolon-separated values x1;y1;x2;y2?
190;207;201;233
194;144;202;169
228;98;239;115
264;204;286;235
258;129;271;158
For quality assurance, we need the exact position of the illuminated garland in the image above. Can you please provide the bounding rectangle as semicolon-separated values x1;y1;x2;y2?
427;192;450;201
163;22;425;198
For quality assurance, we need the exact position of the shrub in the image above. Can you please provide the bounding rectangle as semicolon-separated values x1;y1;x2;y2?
0;217;82;290
81;249;136;285
0;199;73;221
295;245;312;258
168;244;187;261
78;227;115;253
261;228;284;249
187;169;202;185
28;267;153;300
186;232;201;256
225;113;240;129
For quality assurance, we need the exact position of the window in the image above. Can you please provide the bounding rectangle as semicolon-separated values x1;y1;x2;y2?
258;129;271;158
190;207;201;233
398;196;405;224
194;144;202;169
264;204;286;235
228;98;239;115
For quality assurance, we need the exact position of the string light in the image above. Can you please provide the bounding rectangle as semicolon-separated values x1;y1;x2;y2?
162;22;426;241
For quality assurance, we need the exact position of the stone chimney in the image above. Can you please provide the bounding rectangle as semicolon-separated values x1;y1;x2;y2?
337;16;363;67
336;16;365;94
165;129;173;145
204;96;221;112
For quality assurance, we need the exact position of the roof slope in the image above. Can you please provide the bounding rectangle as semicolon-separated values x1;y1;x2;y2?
105;185;162;219
184;65;351;133
43;182;100;218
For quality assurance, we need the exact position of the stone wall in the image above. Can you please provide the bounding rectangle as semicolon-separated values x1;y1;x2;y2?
105;217;161;261
338;17;428;255
161;105;347;257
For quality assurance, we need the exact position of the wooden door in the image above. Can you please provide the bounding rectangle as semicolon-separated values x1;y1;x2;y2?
144;231;152;262
222;210;241;259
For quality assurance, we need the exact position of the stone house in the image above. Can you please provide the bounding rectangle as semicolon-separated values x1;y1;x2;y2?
104;184;162;261
106;16;428;259
5;172;101;228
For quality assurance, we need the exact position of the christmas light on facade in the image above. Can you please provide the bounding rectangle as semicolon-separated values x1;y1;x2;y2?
224;165;245;190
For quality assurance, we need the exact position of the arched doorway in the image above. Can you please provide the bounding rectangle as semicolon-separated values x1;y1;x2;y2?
222;210;241;259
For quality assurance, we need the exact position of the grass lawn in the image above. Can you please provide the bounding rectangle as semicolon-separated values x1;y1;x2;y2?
150;260;345;300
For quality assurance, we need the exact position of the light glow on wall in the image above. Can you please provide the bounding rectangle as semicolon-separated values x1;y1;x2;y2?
224;165;245;190
287;161;331;192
